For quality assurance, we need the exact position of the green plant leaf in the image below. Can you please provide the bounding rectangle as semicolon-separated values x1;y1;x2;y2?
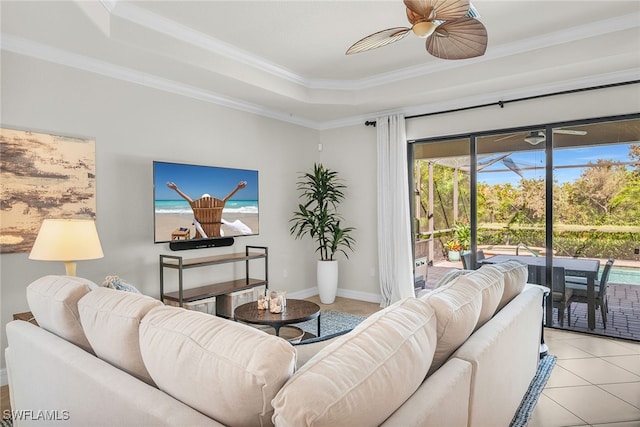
290;163;356;261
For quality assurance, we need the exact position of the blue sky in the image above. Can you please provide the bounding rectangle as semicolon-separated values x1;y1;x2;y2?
154;161;259;200
478;143;636;186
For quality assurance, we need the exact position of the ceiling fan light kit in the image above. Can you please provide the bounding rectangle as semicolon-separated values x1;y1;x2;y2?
524;131;546;145
412;21;437;38
346;0;488;60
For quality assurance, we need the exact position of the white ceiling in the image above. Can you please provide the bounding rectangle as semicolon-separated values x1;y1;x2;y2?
2;1;639;129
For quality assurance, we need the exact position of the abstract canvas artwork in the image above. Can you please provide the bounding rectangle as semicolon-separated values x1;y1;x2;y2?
0;128;96;253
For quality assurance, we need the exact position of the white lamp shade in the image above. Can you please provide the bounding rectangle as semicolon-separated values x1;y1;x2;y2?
29;219;104;262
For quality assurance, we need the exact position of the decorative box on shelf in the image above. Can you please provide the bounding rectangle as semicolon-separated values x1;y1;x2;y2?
163;295;217;316
216;286;264;318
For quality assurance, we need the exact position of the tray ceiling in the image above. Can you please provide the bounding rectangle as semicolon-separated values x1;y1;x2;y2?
1;1;639;129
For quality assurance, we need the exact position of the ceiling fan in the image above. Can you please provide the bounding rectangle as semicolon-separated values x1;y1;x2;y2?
495;129;588;146
345;0;488;60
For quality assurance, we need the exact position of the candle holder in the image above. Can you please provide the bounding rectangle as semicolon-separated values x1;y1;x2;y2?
256;289;269;310
269;290;286;314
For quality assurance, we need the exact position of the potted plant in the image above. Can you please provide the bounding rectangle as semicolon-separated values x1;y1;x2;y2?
454;220;471;253
290;163;355;303
445;239;462;261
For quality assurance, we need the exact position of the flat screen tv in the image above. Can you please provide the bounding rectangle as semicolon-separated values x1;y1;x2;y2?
153;161;259;244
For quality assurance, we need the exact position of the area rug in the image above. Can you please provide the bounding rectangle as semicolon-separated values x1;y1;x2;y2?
510;354;557;427
296;310;365;338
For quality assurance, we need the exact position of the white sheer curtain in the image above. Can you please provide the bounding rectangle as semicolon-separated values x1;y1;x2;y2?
377;114;415;307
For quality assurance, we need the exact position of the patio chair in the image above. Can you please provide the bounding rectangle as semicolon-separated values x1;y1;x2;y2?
528;265;573;326
461;252;471;270
461;250;485;270
566;258;614;329
477;250;485;264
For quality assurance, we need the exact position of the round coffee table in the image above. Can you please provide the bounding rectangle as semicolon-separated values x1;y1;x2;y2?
234;299;321;337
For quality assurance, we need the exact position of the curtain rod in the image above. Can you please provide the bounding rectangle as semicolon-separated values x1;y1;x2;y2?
364;80;640;127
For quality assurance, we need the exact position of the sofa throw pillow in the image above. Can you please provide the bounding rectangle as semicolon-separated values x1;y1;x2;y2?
455;265;505;330
272;298;437;427
102;275;141;294
490;260;528;310
78;287;162;386
139;306;295;427
26;275;97;354
420;277;482;376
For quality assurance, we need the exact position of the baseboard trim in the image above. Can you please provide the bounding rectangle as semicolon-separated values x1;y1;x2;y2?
1;368;7;386
287;287;318;300
337;289;382;304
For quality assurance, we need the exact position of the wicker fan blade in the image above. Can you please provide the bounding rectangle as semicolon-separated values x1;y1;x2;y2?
554;129;587;136
404;0;470;25
426;17;487;59
494;133;523;142
346;27;411;55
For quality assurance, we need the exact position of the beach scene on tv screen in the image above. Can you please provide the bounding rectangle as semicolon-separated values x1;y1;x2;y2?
154;161;259;243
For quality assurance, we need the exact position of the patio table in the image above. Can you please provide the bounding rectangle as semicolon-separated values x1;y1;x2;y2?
480;255;600;329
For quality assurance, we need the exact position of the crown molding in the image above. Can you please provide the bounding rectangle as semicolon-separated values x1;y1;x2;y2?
5;2;638;131
3;33;637;131
109;1;307;87
106;3;640;92
0;34;317;129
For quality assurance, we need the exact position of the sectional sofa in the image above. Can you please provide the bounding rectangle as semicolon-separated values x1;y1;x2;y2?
5;260;543;426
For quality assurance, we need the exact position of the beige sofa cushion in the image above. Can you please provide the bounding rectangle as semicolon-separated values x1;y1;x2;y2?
26;275;97;353
271;298;437;427
420;277;482;375
416;269;472;298
139;306;295;427
491;260;528;310
457;266;505;329
78;287;162;386
453;286;544;427
380;358;472;427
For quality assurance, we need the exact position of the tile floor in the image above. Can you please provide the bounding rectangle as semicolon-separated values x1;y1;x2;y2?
528;328;640;426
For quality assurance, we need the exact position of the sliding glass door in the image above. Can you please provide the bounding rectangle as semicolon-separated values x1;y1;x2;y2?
411;114;640;339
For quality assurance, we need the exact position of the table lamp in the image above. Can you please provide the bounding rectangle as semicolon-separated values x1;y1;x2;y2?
29;218;104;276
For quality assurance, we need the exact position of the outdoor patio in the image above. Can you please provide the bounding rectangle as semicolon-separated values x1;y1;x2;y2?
425;265;640;342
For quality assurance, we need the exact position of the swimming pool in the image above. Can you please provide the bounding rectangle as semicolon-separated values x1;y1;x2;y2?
607;266;640;286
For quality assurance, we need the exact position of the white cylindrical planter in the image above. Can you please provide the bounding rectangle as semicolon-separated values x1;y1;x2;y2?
317;260;338;304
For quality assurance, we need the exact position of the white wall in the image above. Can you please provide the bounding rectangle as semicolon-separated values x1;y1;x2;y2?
0;52;382;375
317;124;380;300
406;84;639;140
